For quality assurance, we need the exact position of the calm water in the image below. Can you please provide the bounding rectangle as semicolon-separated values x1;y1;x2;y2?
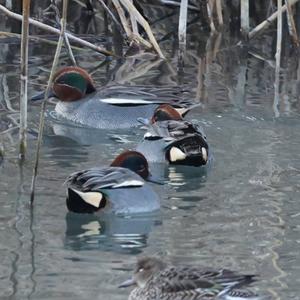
1;2;300;300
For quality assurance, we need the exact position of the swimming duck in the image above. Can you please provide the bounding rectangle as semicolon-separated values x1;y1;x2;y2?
65;151;160;214
136;104;210;166
119;257;261;300
32;66;198;129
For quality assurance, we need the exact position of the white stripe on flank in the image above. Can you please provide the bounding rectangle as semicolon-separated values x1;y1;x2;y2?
113;180;144;188
100;98;153;105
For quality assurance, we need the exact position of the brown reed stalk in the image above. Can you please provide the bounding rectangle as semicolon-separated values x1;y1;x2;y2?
19;0;31;160
30;0;69;204
112;0;133;37
207;0;216;33
111;0;152;49
240;0;249;34
118;0;165;58
129;0;139;36
274;0;283;117
285;0;300;47
178;0;188;61
215;0;223;27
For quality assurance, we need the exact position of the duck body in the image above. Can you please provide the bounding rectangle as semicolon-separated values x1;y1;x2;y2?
66;167;160;215
136;114;211;166
31;66;196;129
120;257;261;300
55;93;160;129
65;151;160;215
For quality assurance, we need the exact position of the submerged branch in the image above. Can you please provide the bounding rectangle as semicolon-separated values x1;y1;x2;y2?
0;4;114;56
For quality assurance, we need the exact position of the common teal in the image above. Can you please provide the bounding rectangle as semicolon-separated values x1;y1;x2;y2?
65;151;160;214
119;257;262;300
136;104;211;166
32;66;197;129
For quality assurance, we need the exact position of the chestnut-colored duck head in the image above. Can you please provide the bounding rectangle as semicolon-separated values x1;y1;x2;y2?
151;104;183;123
111;150;150;180
52;66;96;102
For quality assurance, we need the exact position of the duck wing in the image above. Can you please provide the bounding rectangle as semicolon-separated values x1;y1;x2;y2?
65;167;144;191
97;85;199;111
156;266;257;294
142;120;207;143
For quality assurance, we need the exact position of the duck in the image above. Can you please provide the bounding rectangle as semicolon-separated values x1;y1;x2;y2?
65;151;161;214
136;104;211;167
32;66;198;129
119;257;263;300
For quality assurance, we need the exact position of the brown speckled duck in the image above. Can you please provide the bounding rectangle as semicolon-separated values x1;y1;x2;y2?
119;257;263;300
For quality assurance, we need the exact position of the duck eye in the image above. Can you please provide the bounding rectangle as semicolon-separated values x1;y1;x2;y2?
138;268;144;273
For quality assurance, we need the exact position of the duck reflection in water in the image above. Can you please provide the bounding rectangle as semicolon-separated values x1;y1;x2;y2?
64;212;162;254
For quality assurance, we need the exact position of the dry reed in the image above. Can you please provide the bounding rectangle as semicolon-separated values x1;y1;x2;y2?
30;0;69;203
19;0;31;160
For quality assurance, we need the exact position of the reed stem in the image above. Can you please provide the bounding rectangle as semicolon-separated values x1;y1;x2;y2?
274;0;283;117
285;0;300;47
240;0;249;34
30;0;69;204
178;0;188;60
19;0;31;160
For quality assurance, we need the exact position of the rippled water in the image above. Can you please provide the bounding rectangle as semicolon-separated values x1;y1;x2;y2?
1;2;300;300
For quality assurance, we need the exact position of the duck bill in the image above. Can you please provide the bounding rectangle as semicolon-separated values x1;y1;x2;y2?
118;277;136;288
31;90;56;101
146;173;164;185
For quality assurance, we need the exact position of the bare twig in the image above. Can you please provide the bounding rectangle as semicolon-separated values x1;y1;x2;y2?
19;0;31;160
249;0;300;39
0;4;114;56
30;0;69;203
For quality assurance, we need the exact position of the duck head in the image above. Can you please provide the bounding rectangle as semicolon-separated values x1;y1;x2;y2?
151;104;183;123
119;257;167;288
31;66;96;102
53;66;96;101
111;150;162;184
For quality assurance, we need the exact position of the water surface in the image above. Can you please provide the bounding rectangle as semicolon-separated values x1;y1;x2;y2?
0;2;300;300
